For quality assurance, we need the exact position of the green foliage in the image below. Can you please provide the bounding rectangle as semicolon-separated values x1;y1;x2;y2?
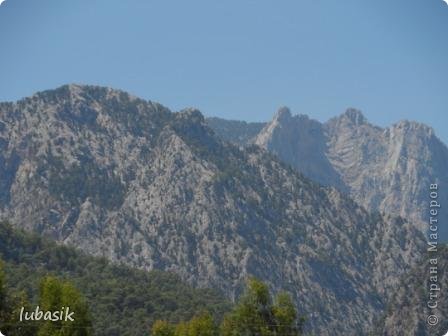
38;276;92;336
1;265;92;336
153;279;303;336
2;218;303;336
272;292;304;336
221;278;273;336
0;221;231;336
0;259;37;336
151;320;175;336
177;312;217;336
220;278;303;336
152;312;219;336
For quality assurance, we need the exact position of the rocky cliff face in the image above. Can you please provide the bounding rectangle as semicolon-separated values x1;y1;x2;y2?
0;85;425;335
378;246;448;336
211;108;448;240
325;109;448;240
254;107;347;191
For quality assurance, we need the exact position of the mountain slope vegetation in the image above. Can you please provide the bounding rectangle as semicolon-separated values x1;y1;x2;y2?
0;220;230;336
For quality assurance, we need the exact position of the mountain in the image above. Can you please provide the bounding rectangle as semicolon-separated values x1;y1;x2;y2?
0;220;230;336
208;107;448;240
0;84;425;335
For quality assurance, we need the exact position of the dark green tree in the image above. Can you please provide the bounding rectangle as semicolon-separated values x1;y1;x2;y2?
220;278;303;336
0;259;36;336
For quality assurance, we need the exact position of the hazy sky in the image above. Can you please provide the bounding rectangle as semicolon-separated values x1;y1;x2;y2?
0;0;447;143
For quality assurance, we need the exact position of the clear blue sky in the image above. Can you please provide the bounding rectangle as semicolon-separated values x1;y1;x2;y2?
1;0;447;143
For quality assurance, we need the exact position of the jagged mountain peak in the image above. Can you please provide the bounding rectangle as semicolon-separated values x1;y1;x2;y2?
271;107;316;126
177;107;206;123
390;119;435;137
340;108;367;125
324;108;373;135
273;106;292;123
265;108;322;134
254;108;346;190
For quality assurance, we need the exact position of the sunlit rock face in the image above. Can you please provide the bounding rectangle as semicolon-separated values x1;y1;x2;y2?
210;107;448;240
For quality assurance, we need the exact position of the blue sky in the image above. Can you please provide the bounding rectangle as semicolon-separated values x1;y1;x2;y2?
0;0;447;143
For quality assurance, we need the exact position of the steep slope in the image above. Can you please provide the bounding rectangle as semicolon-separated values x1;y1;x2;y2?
0;85;425;335
377;246;448;336
254;107;347;190
246;108;448;239
0;220;230;336
325;109;448;240
205;117;265;147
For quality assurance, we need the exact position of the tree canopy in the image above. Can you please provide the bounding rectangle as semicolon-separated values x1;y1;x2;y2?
152;278;304;336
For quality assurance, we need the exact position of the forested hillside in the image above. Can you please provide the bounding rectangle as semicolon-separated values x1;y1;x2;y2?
0;220;230;336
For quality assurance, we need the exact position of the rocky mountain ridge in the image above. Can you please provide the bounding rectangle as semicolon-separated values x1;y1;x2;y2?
208;107;448;240
0;85;426;335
